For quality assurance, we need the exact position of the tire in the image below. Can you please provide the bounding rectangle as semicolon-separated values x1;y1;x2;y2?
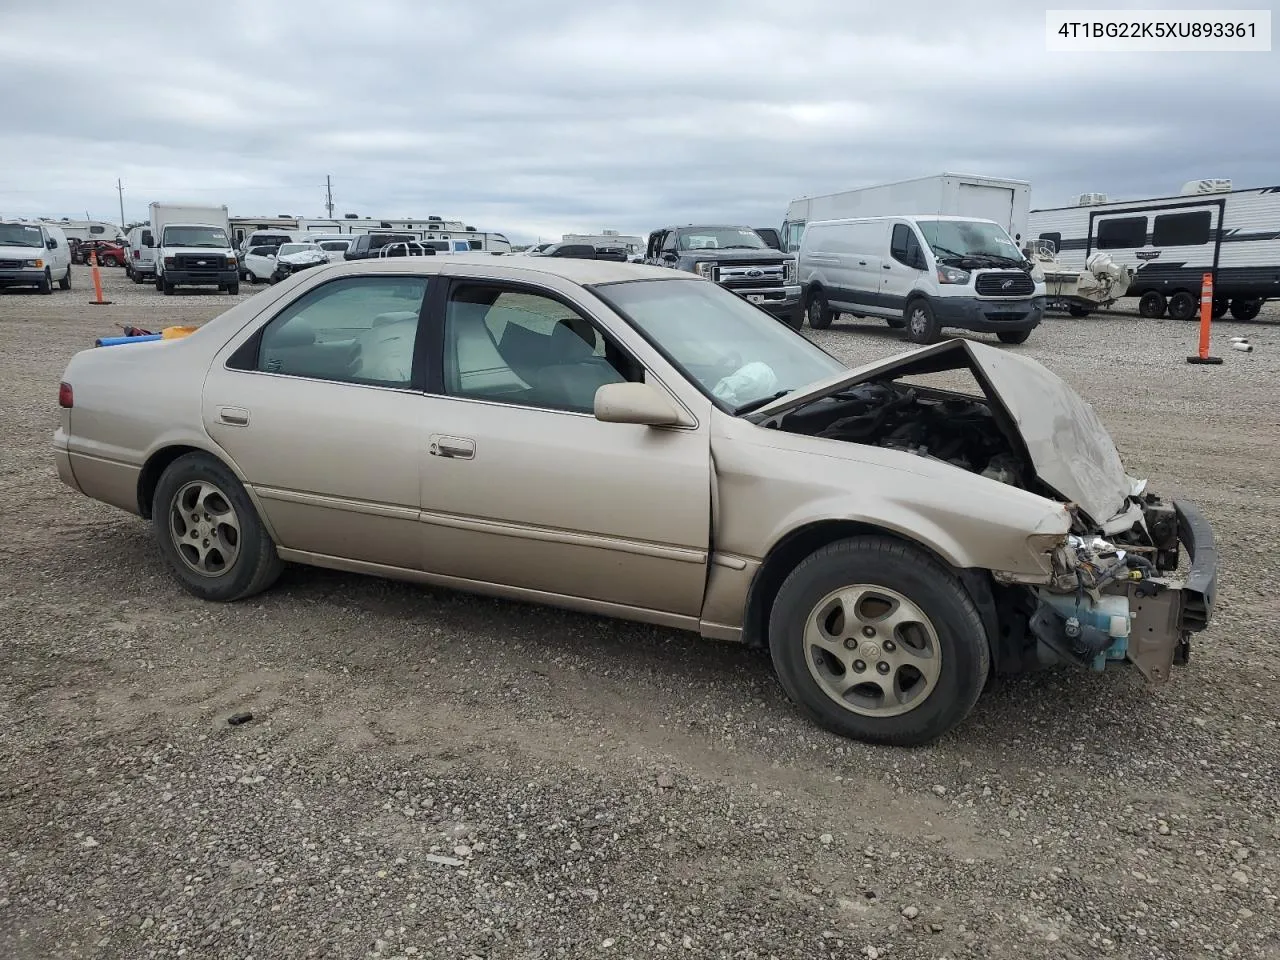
768;535;989;747
228;283;240;296
1137;291;1167;319
805;290;833;330
162;279;175;296
904;298;941;344
1067;305;1091;317
155;274;163;292
132;269;144;285
152;452;284;602
58;266;71;291
1229;298;1262;321
101;255;118;267
1167;290;1198;322
37;270;53;295
1212;297;1229;320
997;329;1031;344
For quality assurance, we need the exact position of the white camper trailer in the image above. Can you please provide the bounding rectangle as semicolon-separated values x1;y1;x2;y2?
782;174;1032;255
1027;179;1278;321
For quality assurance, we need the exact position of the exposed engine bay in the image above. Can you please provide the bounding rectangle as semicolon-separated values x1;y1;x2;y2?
758;368;1212;684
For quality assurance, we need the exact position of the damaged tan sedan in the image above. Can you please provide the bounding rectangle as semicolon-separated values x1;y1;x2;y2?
53;256;1217;745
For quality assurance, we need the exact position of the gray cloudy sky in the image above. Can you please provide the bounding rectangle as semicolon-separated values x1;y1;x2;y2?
1;0;1275;243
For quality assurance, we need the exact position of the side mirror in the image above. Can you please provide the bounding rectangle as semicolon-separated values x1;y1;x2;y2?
594;382;685;427
47;238;58;249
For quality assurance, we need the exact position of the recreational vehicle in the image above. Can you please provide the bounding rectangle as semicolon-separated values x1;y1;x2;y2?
1027;180;1277;321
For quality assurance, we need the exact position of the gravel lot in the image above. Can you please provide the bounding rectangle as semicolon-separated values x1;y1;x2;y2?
2;269;1278;960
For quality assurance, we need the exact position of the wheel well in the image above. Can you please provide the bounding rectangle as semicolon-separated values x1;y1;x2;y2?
137;445;200;519
740;520;962;649
803;282;823;305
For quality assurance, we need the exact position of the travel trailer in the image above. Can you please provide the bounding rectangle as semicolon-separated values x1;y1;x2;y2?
1027;179;1278;321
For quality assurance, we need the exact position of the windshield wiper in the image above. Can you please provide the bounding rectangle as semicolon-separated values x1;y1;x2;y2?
932;244;966;260
720;244;764;250
734;390;792;415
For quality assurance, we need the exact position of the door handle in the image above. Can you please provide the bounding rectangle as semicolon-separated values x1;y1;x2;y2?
883;264;892;270
429;435;475;459
218;406;249;426
858;260;867;265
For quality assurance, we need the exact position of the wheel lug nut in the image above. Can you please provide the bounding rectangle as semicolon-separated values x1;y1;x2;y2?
843;638;857;650
883;640;896;652
853;660;866;672
876;661;890;675
861;626;876;638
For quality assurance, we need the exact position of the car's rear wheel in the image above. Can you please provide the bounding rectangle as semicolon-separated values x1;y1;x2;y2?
132;269;144;284
769;536;989;746
806;290;833;329
153;453;283;602
58;266;71;291
101;255;118;267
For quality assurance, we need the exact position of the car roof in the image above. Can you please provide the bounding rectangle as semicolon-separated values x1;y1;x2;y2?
326;252;680;284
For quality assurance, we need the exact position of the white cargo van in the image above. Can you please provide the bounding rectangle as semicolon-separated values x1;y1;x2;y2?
125;224;157;283
0;220;72;294
797;215;1047;344
150;202;238;295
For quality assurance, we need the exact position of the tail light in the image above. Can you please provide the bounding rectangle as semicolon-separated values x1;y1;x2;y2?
58;382;73;408
132;249;140;259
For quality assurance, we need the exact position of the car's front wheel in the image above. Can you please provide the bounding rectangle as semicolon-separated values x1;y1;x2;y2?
768;535;989;746
153;452;284;602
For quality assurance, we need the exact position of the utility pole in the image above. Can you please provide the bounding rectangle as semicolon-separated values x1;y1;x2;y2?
325;175;334;218
117;178;125;230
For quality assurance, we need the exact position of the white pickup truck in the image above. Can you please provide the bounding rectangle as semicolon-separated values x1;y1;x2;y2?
150;202;239;296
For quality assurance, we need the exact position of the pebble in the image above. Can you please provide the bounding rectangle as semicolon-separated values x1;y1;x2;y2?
902;906;920;919
820;833;833;846
657;773;675;790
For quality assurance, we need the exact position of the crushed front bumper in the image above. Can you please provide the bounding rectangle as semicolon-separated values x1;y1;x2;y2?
1122;498;1216;682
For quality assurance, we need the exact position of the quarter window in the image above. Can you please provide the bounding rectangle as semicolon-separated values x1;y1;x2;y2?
1095;217;1147;249
1152;211;1212;247
251;276;429;387
442;284;642;413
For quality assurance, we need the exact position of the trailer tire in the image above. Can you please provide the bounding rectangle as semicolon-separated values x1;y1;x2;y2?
1068;305;1091;317
1138;292;1167;319
1229;299;1262;321
1167;291;1198;322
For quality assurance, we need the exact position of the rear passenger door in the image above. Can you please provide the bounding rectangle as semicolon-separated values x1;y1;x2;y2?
203;273;435;570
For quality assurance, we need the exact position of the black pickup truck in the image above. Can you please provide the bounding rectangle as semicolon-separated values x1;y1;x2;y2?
644;225;801;328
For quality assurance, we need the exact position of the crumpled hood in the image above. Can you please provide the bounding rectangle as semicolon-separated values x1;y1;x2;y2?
750;339;1132;524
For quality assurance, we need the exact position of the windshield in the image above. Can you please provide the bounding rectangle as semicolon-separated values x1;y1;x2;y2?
163;225;228;248
0;223;46;248
916;219;1022;263
593;278;846;413
677;227;768;252
279;243;321;256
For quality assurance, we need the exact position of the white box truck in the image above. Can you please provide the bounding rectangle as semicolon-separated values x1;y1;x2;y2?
782;173;1032;254
149;202;239;295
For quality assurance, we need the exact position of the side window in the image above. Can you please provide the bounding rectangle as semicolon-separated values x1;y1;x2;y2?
442;284;643;414
252;276;429;387
1038;232;1062;254
661;231;679;254
890;223;923;267
785;221;806;253
1152;211;1212;247
90;225;105;235
141;230;153;247
1096;216;1147;249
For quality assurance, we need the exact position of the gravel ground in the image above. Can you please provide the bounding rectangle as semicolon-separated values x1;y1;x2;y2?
2;269;1278;960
